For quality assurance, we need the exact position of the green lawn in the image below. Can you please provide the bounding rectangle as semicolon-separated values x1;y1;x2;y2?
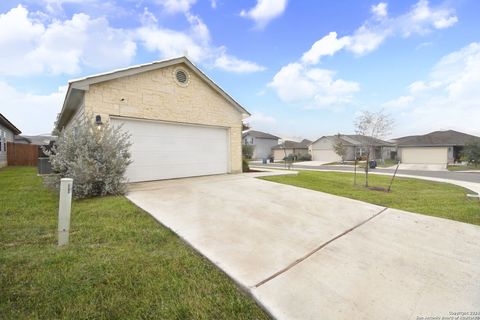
0;167;269;319
260;171;480;226
448;164;480;171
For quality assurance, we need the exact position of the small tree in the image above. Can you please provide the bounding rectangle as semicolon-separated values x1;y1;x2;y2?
333;133;347;163
45;115;132;199
242;144;254;159
463;141;480;167
354;109;394;187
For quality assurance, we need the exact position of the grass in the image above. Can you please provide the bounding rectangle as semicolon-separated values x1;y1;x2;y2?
0;167;269;320
260;171;480;226
448;164;480;171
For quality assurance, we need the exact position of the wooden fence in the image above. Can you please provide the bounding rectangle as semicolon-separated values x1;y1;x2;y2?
7;142;39;166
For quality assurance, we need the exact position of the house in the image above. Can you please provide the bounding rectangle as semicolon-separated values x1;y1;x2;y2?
55;56;250;182
272;139;312;161
310;135;394;162
392;130;480;165
242;130;280;159
14;135;56;146
0;113;22;168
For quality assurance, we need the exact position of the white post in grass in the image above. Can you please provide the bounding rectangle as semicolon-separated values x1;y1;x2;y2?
58;178;73;246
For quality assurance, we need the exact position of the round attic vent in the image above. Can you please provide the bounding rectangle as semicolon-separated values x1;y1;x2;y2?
174;68;190;86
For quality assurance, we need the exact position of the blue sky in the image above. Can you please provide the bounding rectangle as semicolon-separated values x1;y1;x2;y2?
1;0;479;140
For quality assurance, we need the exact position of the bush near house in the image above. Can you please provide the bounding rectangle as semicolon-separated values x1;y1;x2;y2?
46;116;132;199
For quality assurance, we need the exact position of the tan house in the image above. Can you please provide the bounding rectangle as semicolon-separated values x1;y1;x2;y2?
55;57;250;182
310;135;394;162
393;130;480;165
272;139;311;161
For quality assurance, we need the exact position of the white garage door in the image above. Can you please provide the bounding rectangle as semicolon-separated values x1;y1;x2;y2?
311;149;341;162
401;147;447;164
112;118;229;182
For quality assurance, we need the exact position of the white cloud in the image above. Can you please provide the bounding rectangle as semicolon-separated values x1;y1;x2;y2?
0;5;264;76
371;2;388;18
302;0;458;60
210;0;217;9
137;9;265;73
247;112;277;125
0;81;66;135
269;63;359;108
214;51;266;73
240;0;287;29
155;0;197;14
0;5;136;76
400;0;458;36
301;32;351;65
382;95;413;109
347;25;390;55
385;42;480;136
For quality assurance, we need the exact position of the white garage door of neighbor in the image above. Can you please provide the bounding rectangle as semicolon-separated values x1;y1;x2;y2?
312;149;341;162
112;118;229;182
401;147;448;164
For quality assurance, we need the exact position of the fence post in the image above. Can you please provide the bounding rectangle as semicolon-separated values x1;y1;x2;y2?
58;178;73;246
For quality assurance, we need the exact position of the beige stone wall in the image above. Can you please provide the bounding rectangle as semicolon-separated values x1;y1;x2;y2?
83;63;243;173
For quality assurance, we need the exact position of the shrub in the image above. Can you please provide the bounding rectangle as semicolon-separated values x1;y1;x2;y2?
298;154;312;161
242;158;250;172
45;115;132;199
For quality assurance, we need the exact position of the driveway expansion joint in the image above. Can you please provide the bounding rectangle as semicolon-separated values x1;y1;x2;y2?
253;206;389;288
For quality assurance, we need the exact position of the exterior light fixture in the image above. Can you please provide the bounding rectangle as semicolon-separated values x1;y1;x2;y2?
95;115;103;126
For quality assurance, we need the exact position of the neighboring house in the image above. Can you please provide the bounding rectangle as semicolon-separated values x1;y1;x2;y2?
310;135;394;162
272;139;312;161
14;135;56;146
55;56;250;182
0;113;22;168
392;130;480;165
242;130;280;160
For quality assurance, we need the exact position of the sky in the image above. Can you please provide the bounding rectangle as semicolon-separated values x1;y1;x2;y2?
0;0;479;140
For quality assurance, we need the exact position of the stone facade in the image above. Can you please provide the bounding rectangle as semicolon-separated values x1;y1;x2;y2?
82;63;243;173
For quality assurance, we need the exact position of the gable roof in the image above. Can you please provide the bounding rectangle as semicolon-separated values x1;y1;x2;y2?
0;113;21;135
311;134;392;147
242;130;280;140
393;130;480;147
56;56;250;131
272;139;311;150
15;135;56;145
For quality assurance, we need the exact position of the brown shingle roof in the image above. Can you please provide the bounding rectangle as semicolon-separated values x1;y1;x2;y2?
393;130;480;147
0;113;21;135
272;139;311;149
242;130;280;140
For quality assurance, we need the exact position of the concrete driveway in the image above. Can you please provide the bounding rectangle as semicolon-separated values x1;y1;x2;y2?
127;172;480;320
387;163;448;171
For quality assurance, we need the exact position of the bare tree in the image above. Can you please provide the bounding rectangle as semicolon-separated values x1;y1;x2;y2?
332;133;347;164
354;109;394;187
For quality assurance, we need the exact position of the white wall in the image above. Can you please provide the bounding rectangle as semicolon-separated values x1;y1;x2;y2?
243;134;278;159
0;123;15;167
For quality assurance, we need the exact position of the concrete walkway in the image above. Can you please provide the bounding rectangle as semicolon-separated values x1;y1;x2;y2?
127;172;480;320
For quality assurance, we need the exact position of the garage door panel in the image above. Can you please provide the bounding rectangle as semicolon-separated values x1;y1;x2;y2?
312;149;341;162
401;147;447;164
112;118;229;182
